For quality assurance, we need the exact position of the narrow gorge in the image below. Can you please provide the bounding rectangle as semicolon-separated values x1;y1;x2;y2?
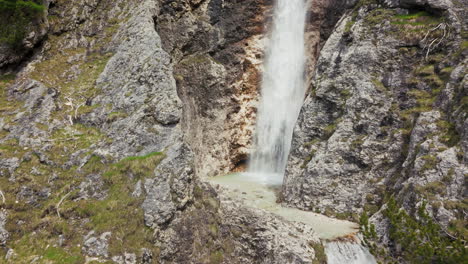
0;0;466;263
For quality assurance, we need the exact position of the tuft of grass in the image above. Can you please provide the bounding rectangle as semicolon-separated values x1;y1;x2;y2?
209;250;224;264
437;120;460;147
392;11;442;26
420;155;438;172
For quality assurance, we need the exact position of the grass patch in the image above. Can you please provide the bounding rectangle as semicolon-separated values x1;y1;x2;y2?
420;154;438;172
436;120;460;147
4;151;165;261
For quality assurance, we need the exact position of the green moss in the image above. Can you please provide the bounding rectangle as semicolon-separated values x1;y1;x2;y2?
340;89;352;99
436;120;460;147
351;136;365;149
322;118;342;140
43;247;83;264
107;111;129;122
310;242;327;264
392;11;442;26
364;8;395;27
386;9;444;44
442;168;454;183
72;152;164;256
420;155;438;172
49;124;107;164
371;78;388;93
415;65;435;77
344;20;355;33
3;150;165;261
30;41;113;123
209;250;224;264
301;150;316;168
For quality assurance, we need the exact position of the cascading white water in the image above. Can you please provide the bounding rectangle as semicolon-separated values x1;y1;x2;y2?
249;0;307;185
324;241;377;264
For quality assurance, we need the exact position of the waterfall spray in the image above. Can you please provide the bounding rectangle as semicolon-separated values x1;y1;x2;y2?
249;0;307;184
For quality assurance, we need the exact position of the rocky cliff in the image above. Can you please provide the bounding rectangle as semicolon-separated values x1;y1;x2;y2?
0;0;466;263
284;0;467;262
0;0;326;263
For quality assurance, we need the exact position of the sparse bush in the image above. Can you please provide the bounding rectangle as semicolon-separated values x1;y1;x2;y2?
0;0;45;48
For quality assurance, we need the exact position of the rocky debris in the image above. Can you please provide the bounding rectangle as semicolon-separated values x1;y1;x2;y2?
0;158;19;177
0;210;8;246
217;193;322;264
82;231;112;258
16;186;51;206
76;173;107;201
112;253;137;264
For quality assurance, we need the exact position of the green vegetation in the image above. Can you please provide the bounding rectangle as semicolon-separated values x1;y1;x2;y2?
392;11;442;26
360;211;377;240
209;250;224;264
0;74;20;114
322;118;342;140
107;111;129;122
0;0;45;48
383;197;466;263
3;152;165;262
420;154;438;172
310;242;327;264
436;120;460;147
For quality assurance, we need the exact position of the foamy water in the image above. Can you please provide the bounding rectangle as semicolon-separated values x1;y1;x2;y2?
209;173;359;240
248;0;307;185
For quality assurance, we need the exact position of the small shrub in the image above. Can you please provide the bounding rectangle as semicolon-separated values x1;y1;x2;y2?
0;0;45;48
383;197;466;263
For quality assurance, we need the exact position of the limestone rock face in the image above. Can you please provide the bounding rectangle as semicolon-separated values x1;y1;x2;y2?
0;0;330;263
157;0;272;177
283;0;467;254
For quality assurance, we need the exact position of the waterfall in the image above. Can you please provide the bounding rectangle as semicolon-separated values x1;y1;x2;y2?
248;0;307;185
324;241;377;264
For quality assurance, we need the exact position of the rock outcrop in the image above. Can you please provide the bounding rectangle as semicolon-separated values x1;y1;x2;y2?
0;0;329;263
284;0;466;261
160;0;271;176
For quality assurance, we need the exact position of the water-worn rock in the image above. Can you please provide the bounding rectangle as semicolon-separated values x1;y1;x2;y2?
155;183;324;264
163;0;271;176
